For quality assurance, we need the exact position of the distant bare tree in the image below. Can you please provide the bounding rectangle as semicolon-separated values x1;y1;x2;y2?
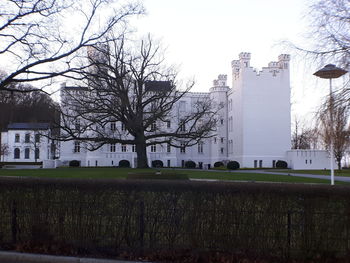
291;117;319;149
303;0;350;67
318;95;350;170
0;143;9;161
0;0;143;93
59;35;218;168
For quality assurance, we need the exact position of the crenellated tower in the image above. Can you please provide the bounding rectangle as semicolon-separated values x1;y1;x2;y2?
228;52;291;168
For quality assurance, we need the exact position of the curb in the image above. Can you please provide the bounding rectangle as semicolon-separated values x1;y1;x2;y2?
0;251;147;263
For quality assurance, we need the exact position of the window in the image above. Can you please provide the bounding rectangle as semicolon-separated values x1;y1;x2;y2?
25;148;30;159
75;119;80;131
220;147;224;154
221;137;224;143
111;122;116;131
181;160;185;167
179;122;185;132
254;160;257;168
132;145;136;152
167;160;171;167
14;148;20;159
305;159;308;164
180;143;186;153
25;133;30;143
35;134;40;143
214;137;217;144
35;148;40;160
121;123;126;131
150;145;156;152
74;141;80;153
15;134;20;143
220;119;224;125
167;143;171;153
198;142;203;153
150;122;156;131
259;160;263;168
121;144;127;152
166;120;171;128
110;144;116;152
310;159;312;164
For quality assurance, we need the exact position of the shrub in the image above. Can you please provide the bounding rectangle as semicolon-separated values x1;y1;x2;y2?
185;160;196;168
276;160;288;169
214;161;224;168
119;160;130;168
227;161;240;170
152;160;163;168
69;160;80;167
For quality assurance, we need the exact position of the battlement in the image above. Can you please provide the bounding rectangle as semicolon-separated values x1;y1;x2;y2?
239;52;251;60
231;53;290;76
213;74;228;87
278;54;290;61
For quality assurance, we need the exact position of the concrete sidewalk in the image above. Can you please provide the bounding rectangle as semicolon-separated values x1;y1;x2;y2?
0;251;148;263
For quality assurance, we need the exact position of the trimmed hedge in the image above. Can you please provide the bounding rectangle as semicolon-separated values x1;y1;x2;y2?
151;160;163;168
118;159;130;168
227;161;240;170
185;160;196;168
276;160;288;169
214;161;224;168
0;178;349;261
69;160;80;167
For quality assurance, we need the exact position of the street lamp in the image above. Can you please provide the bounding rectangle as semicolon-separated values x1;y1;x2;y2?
314;64;347;185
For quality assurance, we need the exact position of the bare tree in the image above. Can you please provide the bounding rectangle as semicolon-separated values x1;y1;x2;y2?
0;0;143;93
291;117;319;149
0;143;9;162
318;95;350;170
59;35;218;168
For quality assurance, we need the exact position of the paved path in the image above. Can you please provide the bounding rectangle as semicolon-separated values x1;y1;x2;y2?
0;251;147;263
162;168;350;183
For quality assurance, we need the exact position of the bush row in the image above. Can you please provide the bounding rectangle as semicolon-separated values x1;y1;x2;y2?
0;178;349;261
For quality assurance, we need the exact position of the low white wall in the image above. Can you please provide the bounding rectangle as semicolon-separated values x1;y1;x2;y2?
286;150;336;170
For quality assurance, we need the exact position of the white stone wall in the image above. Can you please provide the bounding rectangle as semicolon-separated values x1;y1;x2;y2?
286;150;336;170
1;129;53;162
229;53;291;168
58;52;297;169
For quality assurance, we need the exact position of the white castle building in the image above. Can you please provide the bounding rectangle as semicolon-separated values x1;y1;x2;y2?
1;52;334;169
57;52;293;168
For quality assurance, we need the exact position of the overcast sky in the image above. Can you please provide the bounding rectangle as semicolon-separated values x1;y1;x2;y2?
131;0;347;124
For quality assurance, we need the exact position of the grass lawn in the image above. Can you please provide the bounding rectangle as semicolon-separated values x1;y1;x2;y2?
274;169;350;177
0;167;348;185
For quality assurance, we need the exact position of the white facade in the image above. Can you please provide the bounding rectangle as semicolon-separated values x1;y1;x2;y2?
1;123;56;162
58;52;294;168
286;150;336;170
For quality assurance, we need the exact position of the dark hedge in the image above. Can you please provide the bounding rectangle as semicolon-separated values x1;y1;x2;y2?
185;160;196;168
0;177;349;261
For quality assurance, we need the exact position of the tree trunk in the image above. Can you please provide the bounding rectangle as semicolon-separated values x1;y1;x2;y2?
337;158;342;170
135;135;149;168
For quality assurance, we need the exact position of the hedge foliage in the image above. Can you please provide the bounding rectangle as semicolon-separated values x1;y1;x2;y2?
185;160;196;168
227;161;240;170
118;159;130;168
0;178;349;261
69;160;80;167
276;160;288;169
214;161;224;168
151;160;163;168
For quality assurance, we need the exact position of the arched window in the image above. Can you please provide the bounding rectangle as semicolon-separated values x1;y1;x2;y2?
14;148;20;159
25;148;30;159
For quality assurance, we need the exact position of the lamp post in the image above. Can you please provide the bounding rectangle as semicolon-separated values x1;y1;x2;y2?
314;64;347;185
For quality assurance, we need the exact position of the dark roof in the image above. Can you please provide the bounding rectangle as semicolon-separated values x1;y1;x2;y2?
7;123;50;130
145;81;172;92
